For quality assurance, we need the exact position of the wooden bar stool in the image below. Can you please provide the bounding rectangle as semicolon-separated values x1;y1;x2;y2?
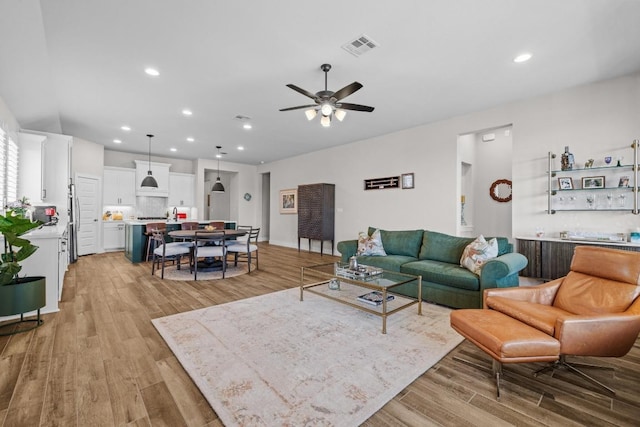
144;222;167;261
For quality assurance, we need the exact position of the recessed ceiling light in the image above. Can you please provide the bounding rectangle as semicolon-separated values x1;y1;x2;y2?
121;125;131;131
243;123;252;130
144;67;160;76
182;109;193;116
513;53;532;63
170;148;177;152
237;146;244;151
113;139;122;144
186;137;194;142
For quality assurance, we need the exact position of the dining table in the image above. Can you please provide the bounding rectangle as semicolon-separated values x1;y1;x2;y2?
168;229;248;271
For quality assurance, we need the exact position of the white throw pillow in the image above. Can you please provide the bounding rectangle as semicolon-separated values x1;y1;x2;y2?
460;235;498;275
356;229;387;256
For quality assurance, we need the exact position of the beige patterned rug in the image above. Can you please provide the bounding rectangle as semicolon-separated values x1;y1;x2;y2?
152;288;463;426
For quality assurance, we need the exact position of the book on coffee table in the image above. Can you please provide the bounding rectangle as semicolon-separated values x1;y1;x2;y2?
357;291;395;306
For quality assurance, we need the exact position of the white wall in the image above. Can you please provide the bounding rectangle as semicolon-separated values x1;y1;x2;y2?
196;158;260;229
72;137;104;178
260;71;640;252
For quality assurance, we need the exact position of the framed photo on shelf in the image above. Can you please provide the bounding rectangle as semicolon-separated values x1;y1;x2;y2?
558;177;573;190
279;188;297;214
582;176;605;189
401;173;415;189
618;176;630;187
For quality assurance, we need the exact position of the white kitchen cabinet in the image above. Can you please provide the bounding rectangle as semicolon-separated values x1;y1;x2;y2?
103;222;125;251
135;160;170;197
169;172;195;207
104;167;136;205
41;133;72;207
18;132;46;203
0;225;69;320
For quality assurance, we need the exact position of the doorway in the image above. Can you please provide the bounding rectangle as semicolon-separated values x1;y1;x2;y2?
75;173;101;256
457;125;513;238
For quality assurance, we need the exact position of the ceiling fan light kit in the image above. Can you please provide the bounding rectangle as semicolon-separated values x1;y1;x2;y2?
280;63;374;127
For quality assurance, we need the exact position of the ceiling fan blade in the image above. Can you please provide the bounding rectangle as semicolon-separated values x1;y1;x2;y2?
286;84;318;100
338;102;375;112
332;82;363;101
279;104;318;112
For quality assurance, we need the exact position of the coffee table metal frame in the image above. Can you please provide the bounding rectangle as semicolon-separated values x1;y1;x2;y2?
300;263;422;334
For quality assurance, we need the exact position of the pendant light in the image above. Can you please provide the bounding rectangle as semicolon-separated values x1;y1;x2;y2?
212;145;225;192
141;134;158;188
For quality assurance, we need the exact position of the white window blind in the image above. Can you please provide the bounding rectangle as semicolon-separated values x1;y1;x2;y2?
0;125;19;208
0;127;6;207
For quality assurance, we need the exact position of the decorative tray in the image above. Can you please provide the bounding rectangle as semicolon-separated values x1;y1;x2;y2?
335;264;383;280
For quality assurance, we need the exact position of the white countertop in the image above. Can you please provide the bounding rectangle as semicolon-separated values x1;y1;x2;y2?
516;235;640;247
124;219;234;225
24;223;68;239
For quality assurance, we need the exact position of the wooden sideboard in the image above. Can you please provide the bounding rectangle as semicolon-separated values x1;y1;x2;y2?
517;237;640;281
297;183;335;255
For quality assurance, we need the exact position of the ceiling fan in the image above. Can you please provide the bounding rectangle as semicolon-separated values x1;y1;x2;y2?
280;64;374;127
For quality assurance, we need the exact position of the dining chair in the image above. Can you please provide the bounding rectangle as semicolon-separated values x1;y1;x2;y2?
192;230;227;280
145;222;167;261
150;230;192;279
226;226;260;273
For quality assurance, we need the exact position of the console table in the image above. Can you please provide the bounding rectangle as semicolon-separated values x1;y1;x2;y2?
516;237;640;281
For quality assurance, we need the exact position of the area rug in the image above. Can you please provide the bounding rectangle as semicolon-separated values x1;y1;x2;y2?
153;264;249;280
152;288;463;426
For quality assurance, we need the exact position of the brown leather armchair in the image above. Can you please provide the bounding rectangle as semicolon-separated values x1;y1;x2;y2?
451;245;640;397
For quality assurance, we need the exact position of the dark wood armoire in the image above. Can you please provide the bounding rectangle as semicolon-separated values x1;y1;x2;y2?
297;183;335;255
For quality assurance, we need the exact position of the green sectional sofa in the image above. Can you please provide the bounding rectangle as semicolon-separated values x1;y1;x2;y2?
337;227;528;309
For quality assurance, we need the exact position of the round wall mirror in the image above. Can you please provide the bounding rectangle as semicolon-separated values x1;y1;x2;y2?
489;179;512;202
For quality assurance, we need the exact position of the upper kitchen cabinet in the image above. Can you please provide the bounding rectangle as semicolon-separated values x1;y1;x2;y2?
134;160;170;197
18;132;46;203
18;131;71;210
104;167;136;205
168;172;195;207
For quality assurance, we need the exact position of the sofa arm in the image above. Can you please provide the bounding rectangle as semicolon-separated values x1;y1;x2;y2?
337;240;358;262
479;252;528;290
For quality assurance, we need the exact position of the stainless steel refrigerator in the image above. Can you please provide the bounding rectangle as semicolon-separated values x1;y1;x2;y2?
68;181;78;263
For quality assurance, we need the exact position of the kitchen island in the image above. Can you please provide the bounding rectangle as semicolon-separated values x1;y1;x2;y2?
124;220;237;263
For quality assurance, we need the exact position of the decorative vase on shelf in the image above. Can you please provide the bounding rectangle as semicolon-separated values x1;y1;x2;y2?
561;146;574;171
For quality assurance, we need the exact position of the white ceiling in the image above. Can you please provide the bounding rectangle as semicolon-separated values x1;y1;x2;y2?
1;0;640;165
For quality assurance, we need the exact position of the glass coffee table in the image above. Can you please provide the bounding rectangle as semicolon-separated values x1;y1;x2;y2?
300;263;422;334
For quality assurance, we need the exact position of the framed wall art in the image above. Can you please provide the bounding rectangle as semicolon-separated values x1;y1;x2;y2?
582;176;605;189
558;177;573;190
401;173;415;189
279;189;297;214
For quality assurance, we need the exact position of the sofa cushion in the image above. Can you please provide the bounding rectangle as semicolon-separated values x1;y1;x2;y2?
356;255;417;271
419;231;474;264
553;271;640;315
460;235;498;274
356;229;386;256
367;227;423;258
401;260;480;291
485;296;572;336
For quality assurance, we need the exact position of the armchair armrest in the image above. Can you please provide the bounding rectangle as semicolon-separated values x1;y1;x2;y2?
478;252;528;291
483;278;563;308
556;314;640;357
337;240;358;263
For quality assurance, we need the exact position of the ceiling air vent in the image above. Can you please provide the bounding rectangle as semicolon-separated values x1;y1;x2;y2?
342;34;379;57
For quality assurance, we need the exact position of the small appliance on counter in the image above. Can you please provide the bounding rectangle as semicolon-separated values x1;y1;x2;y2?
33;205;58;226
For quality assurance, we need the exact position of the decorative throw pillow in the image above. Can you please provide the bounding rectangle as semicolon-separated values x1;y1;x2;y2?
357;229;387;256
460;235;498;275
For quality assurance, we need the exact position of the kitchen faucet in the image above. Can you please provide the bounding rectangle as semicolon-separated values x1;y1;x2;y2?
172;207;178;221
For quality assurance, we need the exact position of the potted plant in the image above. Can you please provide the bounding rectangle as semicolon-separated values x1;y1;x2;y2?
0;204;45;335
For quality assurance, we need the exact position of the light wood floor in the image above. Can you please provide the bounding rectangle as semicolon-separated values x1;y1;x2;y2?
1;244;639;426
